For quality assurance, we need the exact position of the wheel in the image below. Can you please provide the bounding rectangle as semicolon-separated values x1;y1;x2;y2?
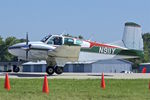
13;65;20;72
55;66;63;75
46;66;55;75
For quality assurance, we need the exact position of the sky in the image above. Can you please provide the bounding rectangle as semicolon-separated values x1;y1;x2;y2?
0;0;150;43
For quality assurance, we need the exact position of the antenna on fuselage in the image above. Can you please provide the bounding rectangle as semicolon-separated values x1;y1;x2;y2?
60;30;66;36
60;33;64;36
88;34;94;41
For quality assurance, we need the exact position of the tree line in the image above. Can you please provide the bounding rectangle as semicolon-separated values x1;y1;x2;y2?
0;36;26;62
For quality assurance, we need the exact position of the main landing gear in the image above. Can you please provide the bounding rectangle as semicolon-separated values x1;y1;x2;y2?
46;66;63;75
13;65;20;73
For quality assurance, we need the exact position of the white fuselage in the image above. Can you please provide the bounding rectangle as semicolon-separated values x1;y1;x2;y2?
9;34;132;66
8;41;117;63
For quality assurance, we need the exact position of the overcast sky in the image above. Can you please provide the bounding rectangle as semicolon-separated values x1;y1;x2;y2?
0;0;150;43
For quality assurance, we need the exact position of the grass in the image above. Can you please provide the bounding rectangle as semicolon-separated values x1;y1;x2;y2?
0;79;150;100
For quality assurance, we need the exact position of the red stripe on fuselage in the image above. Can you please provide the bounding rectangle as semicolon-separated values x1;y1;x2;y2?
88;41;117;48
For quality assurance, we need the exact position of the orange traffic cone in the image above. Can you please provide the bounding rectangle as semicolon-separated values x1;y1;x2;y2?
142;67;146;73
101;73;105;89
42;75;49;94
4;73;11;90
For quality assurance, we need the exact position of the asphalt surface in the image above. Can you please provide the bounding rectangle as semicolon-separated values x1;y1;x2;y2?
0;72;150;79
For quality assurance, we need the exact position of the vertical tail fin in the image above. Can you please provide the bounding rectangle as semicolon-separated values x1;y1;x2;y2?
122;22;143;51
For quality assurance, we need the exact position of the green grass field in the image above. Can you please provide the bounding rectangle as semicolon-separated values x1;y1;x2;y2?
0;79;150;100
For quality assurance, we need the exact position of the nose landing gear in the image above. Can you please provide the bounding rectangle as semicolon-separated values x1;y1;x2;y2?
13;65;20;72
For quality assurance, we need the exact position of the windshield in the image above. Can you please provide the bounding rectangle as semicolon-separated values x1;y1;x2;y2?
41;35;52;42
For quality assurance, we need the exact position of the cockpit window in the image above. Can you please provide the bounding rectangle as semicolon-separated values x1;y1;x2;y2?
47;36;62;45
41;35;51;42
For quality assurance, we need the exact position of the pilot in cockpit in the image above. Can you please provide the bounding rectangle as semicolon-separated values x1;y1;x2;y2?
53;37;62;45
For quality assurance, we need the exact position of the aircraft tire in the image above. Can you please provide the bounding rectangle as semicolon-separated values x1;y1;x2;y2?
55;66;63;75
46;66;55;75
13;65;20;72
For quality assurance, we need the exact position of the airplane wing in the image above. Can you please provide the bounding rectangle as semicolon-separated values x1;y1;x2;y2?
47;45;81;66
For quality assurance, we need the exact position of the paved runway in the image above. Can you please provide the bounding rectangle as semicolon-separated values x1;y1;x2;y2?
0;72;150;79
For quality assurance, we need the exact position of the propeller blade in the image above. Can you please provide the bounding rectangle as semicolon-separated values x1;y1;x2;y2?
25;32;29;61
26;50;28;61
26;32;28;45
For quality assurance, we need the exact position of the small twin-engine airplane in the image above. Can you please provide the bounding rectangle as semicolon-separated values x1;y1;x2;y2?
8;22;144;75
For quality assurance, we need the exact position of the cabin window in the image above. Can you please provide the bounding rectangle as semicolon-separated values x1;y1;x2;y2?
76;40;83;45
64;38;74;45
47;36;62;45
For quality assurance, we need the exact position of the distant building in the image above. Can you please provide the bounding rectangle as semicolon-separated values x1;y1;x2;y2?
22;61;46;72
0;62;19;72
64;59;133;73
139;63;150;73
22;59;132;73
0;59;133;73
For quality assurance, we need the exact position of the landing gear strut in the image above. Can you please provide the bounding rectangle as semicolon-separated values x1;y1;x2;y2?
13;65;20;72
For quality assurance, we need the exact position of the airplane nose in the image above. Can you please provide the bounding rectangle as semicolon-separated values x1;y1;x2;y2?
8;45;15;50
8;43;28;60
8;45;16;54
8;44;22;55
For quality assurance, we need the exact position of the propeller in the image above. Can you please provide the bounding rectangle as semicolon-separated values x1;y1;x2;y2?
25;32;31;61
26;32;28;45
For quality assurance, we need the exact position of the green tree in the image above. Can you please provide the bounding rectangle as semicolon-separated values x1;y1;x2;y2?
142;33;150;62
1;37;18;61
127;33;150;69
0;36;26;62
0;36;4;61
